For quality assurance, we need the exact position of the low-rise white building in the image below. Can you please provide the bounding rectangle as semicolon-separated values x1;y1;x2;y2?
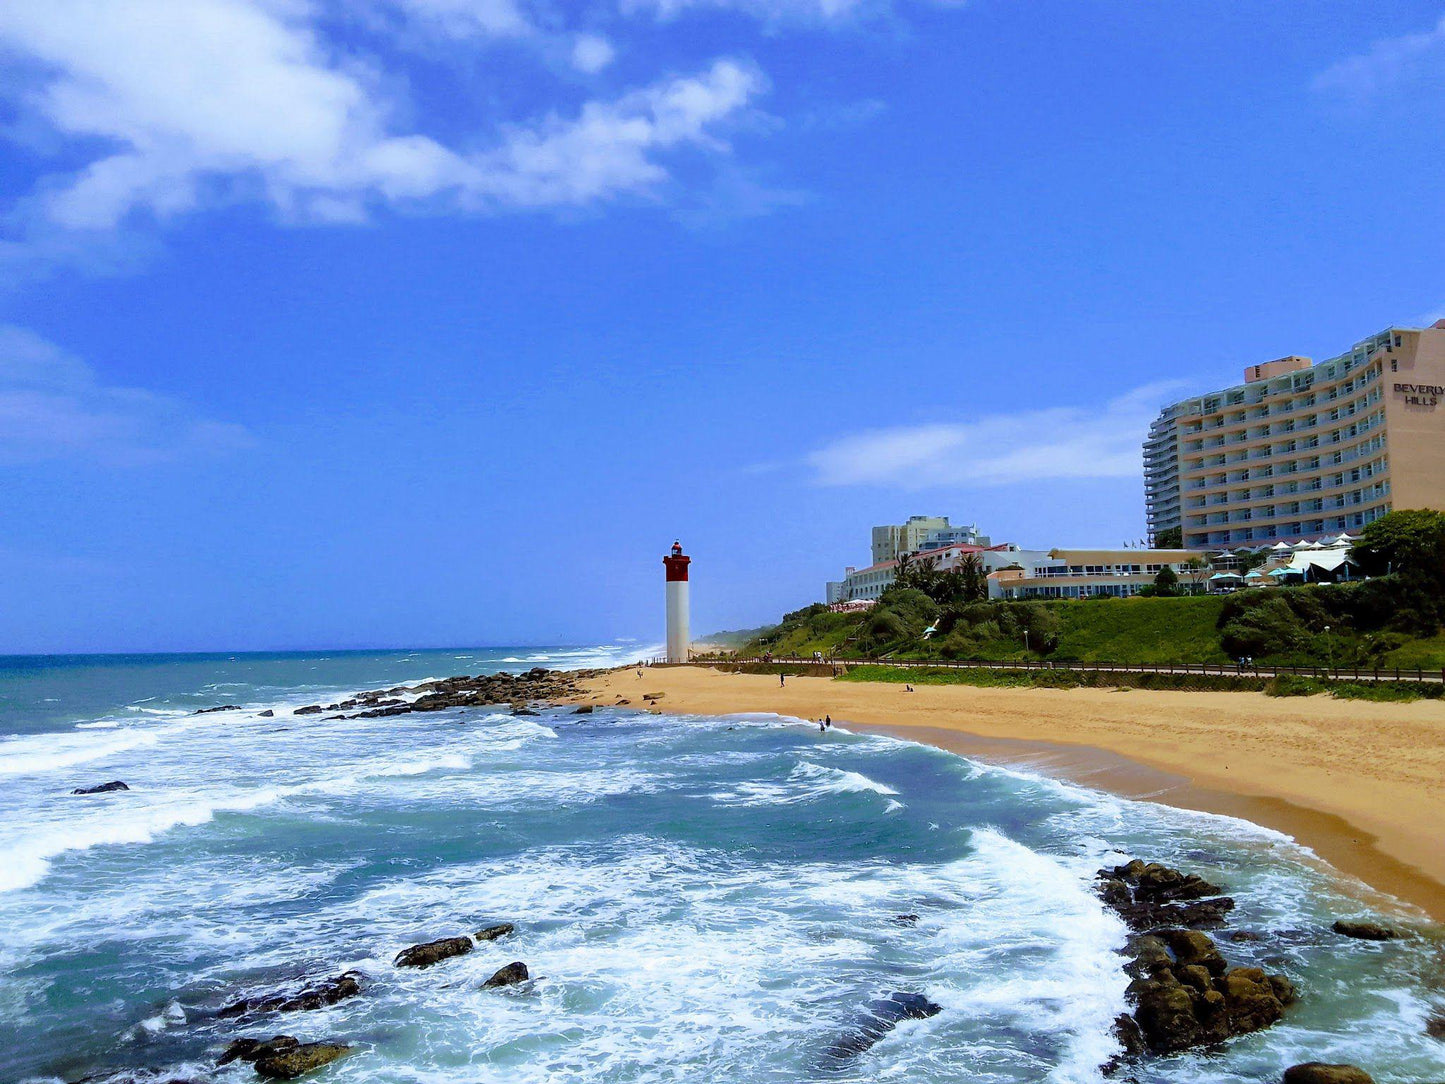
988;548;1204;600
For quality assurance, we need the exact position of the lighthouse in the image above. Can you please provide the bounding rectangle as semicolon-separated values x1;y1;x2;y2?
663;541;690;663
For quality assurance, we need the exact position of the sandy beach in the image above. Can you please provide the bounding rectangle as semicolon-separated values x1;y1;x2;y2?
576;665;1445;921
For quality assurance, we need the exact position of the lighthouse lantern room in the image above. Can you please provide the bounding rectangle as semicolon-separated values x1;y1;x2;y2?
663;541;690;663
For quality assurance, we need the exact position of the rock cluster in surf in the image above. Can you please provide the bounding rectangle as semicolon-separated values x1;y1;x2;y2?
1099;859;1298;1059
288;668;592;719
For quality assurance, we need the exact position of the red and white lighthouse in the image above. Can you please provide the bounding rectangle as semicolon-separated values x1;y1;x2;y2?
663;541;690;663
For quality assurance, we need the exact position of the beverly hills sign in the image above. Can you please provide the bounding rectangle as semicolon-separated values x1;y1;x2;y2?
1394;382;1443;408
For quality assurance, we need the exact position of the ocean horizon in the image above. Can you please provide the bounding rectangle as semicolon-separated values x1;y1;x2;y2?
1;647;1441;1084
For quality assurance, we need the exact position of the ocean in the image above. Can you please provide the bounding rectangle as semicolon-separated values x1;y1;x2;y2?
0;647;1441;1084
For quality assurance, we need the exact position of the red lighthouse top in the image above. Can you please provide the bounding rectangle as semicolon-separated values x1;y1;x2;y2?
664;541;690;582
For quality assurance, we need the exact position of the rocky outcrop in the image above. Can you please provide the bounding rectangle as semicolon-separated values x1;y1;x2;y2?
218;1035;300;1066
194;705;241;714
72;780;129;795
474;923;514;942
259;709;275;718
1331;919;1397;941
253;1041;352;1080
332;669;591;720
395;937;473;968
293;705;323;715
1101;860;1296;1059
821;991;942;1065
482;961;529;988
1282;1064;1375;1084
217;972;362;1017
1427;1010;1445;1039
1096;859;1234;930
573;705;594;714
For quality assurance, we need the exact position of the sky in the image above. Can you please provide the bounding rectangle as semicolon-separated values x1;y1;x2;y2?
1;0;1443;653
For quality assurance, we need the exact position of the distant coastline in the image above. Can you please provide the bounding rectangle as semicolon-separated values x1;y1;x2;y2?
572;665;1445;920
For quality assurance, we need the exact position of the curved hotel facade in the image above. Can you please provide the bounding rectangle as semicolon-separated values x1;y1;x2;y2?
1146;321;1445;550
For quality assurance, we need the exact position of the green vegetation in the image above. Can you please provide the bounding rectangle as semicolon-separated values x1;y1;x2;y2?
743;513;1445;673
835;663;1443;702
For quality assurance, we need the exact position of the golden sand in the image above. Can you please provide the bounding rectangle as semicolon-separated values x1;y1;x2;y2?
574;666;1445;919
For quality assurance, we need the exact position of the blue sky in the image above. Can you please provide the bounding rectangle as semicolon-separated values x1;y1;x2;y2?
1;1;1443;653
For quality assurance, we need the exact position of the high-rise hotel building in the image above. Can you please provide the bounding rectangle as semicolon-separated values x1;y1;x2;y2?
1145;320;1445;550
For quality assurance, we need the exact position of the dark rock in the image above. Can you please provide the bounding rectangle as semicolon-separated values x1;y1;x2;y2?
395;936;473;968
293;706;323;715
259;709;275;718
194;704;242;714
892;913;920;927
511;707;539;716
218;1035;299;1066
822;991;942;1065
573;705;594;714
1426;1010;1445;1039
1331;919;1397;941
1112;1012;1144;1057
474;923;514;942
481;961;529;988
1123;934;1172;978
217;972;361;1017
1282;1064;1375;1084
253;1041;352;1080
1097;860;1233;930
72;780;129;795
1228;930;1263;942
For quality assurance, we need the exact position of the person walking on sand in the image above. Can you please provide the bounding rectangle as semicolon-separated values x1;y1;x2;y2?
779;672;785;687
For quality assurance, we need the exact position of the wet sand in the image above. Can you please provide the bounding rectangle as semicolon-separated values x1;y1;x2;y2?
575;666;1445;920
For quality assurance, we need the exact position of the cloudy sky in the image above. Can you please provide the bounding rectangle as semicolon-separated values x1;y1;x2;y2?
1;0;1443;651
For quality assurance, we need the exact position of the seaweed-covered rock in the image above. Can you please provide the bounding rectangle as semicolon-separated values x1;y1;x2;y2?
1219;967;1287;1033
293;706;323;716
474;923;514;942
1331;919;1397;941
253;1041;352;1080
1157;929;1227;975
1282;1064;1374;1084
395;937;473;968
481;961;529;988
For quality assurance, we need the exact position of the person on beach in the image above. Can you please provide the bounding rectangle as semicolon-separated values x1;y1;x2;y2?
905;684;914;693
780;673;785;687
825;715;832;728
819;719;826;732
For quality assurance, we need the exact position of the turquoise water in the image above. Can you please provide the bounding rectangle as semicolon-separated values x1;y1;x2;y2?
1;648;1441;1084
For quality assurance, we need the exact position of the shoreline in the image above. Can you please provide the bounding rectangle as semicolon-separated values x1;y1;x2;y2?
574;666;1445;921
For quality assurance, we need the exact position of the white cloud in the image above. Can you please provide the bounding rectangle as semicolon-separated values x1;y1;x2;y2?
0;0;766;234
0;325;253;464
1313;15;1445;98
623;0;871;22
383;0;532;37
571;33;616;74
806;383;1188;489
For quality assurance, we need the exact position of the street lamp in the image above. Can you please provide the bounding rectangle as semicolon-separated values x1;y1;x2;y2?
1024;629;1030;654
1323;625;1333;674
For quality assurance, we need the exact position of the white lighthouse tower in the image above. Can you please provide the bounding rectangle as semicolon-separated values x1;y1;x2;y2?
664;541;691;663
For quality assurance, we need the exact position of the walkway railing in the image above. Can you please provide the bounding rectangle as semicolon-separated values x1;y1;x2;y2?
648;655;1445;684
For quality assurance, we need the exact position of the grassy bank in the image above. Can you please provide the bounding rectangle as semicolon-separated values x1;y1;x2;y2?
831;663;1444;702
745;588;1445;672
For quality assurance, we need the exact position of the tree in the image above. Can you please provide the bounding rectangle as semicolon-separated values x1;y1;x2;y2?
1354;510;1445;583
1182;556;1210;595
1153;565;1179;596
1155;526;1183;549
